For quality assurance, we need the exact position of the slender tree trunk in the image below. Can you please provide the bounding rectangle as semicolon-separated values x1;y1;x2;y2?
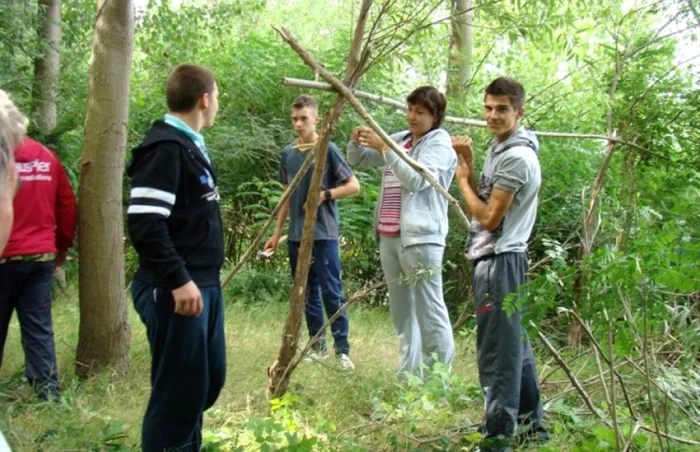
570;57;624;347
31;0;61;134
447;0;473;99
76;0;133;378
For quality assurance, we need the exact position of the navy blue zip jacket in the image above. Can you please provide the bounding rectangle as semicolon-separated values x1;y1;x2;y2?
126;121;224;289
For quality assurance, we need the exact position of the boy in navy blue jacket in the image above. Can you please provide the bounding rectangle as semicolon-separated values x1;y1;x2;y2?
127;63;225;451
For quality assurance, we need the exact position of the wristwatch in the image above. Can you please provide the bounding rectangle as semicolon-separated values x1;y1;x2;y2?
324;189;332;201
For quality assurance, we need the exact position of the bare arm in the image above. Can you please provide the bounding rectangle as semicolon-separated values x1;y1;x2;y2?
273;197;290;238
328;175;360;200
457;176;515;231
264;191;290;251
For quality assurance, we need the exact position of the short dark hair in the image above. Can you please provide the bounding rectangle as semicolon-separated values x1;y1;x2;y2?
484;77;525;110
291;95;318;110
166;64;216;113
406;86;447;129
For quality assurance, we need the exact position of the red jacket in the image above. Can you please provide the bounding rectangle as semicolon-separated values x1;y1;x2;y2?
2;138;77;258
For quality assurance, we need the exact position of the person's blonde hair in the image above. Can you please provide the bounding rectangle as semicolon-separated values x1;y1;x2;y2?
0;90;28;194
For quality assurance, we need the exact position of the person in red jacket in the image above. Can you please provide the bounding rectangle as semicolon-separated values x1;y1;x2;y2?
0;137;77;399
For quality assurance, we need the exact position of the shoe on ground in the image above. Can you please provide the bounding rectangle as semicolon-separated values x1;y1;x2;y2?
338;353;355;371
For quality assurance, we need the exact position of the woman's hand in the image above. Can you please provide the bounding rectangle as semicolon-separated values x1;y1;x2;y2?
358;126;389;156
350;125;364;141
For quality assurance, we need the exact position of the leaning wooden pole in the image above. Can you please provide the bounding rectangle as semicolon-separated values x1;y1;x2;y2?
283;77;659;158
266;0;372;400
221;150;314;289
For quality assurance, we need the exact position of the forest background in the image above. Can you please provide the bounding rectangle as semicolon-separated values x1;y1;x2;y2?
0;0;698;450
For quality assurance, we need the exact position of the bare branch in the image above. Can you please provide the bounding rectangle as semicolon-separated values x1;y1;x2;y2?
531;321;609;422
282;77;663;158
690;0;700;26
221;150;314;289
563;308;637;420
266;2;373;399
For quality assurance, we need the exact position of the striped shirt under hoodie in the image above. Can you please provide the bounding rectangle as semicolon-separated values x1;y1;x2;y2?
377;137;413;236
126;117;224;290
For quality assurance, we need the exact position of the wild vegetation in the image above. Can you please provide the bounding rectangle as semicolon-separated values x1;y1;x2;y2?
0;0;698;450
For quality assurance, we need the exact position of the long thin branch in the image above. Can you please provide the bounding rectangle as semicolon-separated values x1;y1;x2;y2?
346;0;372;81
642;282;667;452
221;150;314;288
530;321;608;423
604;310;622;450
282;78;662;158
594;341;612;412
637;425;700;446
564;308;637;420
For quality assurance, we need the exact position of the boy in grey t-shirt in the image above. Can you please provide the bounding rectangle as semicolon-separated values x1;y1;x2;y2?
453;77;548;451
264;95;360;371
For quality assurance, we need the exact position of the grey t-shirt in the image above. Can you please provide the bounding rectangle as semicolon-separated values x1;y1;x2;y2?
279;141;354;242
466;127;541;260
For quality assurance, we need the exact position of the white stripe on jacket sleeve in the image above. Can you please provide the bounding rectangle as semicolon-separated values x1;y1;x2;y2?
130;187;176;205
127;205;171;217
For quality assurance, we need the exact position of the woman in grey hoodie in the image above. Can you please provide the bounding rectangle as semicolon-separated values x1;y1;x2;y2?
347;86;456;378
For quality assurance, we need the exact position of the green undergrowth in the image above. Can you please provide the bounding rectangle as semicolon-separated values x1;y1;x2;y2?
1;292;698;451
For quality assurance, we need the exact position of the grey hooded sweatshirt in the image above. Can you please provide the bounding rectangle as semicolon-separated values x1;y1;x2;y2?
347;128;457;247
466;126;541;261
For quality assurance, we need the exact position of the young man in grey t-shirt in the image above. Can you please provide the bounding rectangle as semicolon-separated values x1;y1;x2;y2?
264;95;360;371
452;77;548;451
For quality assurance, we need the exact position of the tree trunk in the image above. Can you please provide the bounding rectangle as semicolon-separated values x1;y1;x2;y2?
447;0;473;99
76;0;133;378
31;0;61;134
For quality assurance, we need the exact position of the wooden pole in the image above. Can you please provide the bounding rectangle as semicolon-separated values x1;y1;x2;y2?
266;0;373;400
221;150;314;289
282;77;660;158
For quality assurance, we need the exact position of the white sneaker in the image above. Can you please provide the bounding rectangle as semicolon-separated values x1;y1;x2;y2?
338;354;355;371
302;351;328;363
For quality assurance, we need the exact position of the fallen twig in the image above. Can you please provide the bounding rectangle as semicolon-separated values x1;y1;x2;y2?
531;321;609;423
563;308;638;420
